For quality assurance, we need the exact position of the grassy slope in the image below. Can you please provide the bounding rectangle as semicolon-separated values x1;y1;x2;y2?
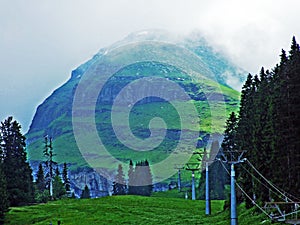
25;62;241;193
27;96;240;167
4;195;279;225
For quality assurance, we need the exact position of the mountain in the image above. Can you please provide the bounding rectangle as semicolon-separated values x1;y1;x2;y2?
26;30;243;196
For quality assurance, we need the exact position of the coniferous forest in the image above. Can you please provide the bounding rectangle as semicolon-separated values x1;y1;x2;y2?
0;117;72;221
0;117;34;219
222;37;300;207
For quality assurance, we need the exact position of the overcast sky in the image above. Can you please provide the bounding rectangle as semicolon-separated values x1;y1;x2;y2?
0;0;299;132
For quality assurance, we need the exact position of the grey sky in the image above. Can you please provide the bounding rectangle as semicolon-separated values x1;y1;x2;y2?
0;0;299;132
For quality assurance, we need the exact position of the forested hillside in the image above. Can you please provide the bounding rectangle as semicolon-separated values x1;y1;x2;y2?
222;37;300;208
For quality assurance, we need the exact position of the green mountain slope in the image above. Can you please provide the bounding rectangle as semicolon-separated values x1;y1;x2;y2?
26;62;239;165
25;32;242;191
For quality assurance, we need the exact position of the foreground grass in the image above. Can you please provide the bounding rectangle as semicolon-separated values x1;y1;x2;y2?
5;196;279;225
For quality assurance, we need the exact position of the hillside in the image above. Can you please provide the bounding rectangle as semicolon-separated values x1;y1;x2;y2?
26;61;240;165
25;31;242;196
26;31;241;164
4;196;278;225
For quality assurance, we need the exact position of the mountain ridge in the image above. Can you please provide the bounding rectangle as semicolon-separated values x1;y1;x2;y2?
26;31;242;164
25;31;242;196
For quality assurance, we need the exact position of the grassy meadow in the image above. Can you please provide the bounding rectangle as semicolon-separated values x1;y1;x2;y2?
4;194;279;225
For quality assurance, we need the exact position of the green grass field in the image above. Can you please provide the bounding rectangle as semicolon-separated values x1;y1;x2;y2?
4;195;279;225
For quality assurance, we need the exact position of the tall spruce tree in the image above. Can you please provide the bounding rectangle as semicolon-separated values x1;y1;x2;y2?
283;36;300;196
52;174;66;200
127;160;134;195
80;185;90;199
62;163;71;193
221;112;239;161
34;163;49;203
0;165;8;219
43;136;56;199
36;163;46;192
112;164;127;195
0;116;34;206
132;160;153;196
0;134;8;217
127;160;153;196
235;73;256;207
142;160;153;196
199;140;229;200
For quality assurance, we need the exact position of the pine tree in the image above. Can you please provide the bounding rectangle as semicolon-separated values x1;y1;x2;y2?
199;140;229;200
0;116;34;206
269;37;300;198
80;185;90;199
112;164;126;195
144;160;153;196
52;174;66;200
128;160;134;195
55;167;60;176
0;134;8;218
62;163;71;193
129;160;153;196
36;163;46;192
0;165;8;219
284;36;300;196
43;136;57;199
221;112;239;161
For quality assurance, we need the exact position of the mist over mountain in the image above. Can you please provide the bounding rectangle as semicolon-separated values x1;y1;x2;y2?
74;30;245;90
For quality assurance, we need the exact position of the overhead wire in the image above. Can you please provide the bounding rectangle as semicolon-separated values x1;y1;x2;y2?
246;160;300;202
219;159;300;221
239;163;289;202
219;160;272;219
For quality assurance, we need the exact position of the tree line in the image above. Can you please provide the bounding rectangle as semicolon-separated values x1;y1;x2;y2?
112;159;153;196
222;37;300;207
0;117;71;221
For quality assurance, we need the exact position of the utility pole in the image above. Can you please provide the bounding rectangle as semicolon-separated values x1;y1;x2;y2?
205;161;211;215
174;164;185;192
220;150;246;225
185;150;205;201
185;163;200;200
201;148;211;215
194;150;211;214
230;163;237;225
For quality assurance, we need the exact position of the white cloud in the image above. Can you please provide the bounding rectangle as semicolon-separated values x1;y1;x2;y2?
0;0;299;131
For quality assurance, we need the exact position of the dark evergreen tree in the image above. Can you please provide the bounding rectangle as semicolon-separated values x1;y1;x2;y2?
231;36;300;207
52;174;66;200
0;165;8;219
112;164;127;195
129;160;153;196
36;163;46;192
127;160;134;195
0;117;34;206
43;136;56;199
283;36;300;196
221;112;239;161
199;140;230;200
62;163;71;193
235;73;257;207
142;160;153;196
55;167;60;177
80;185;90;199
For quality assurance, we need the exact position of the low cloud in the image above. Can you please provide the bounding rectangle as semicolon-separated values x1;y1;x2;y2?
0;0;299;131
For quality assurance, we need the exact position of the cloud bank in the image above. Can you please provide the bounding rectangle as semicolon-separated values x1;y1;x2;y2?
0;0;299;131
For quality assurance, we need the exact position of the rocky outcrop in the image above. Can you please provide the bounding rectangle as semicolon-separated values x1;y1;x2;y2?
69;168;112;198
